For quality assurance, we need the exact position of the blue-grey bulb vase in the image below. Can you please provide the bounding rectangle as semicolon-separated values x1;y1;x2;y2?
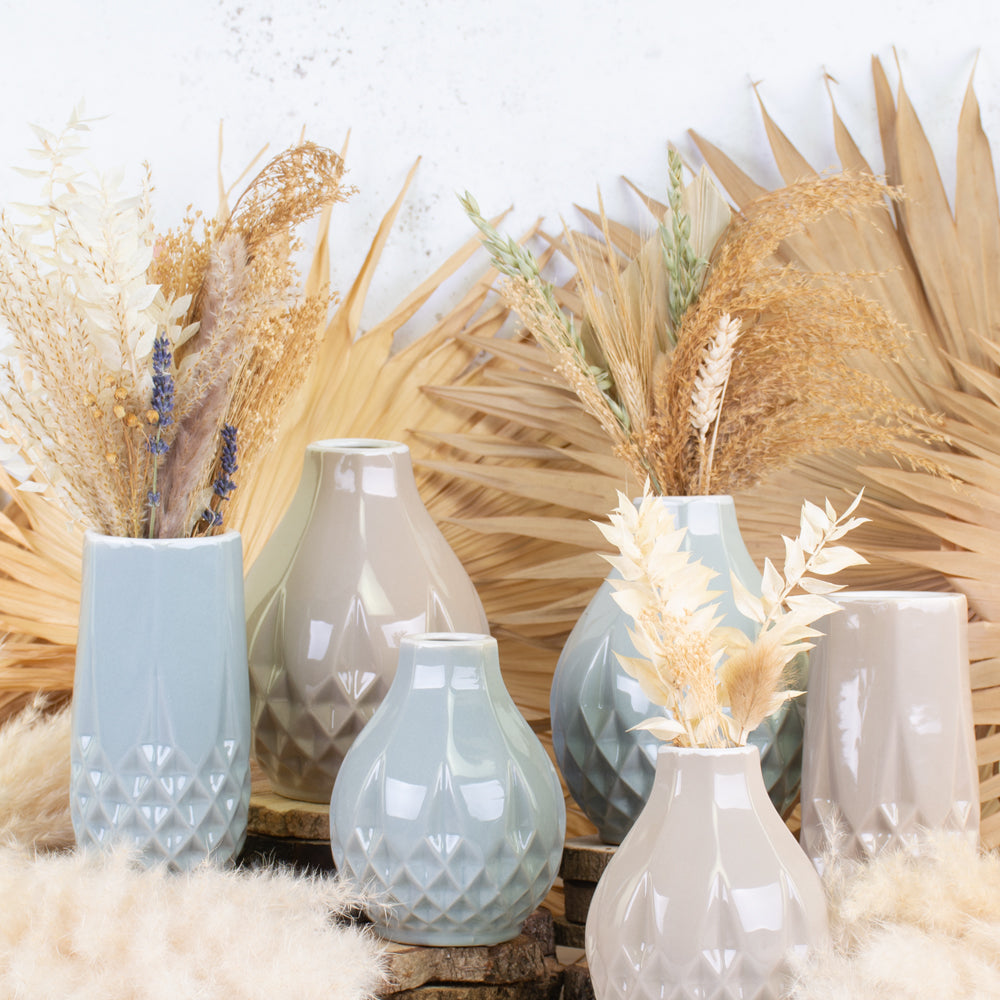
330;632;566;946
550;495;805;844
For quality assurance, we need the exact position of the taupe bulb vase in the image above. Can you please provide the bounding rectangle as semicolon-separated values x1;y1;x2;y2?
800;591;979;869
247;439;488;802
586;745;828;1000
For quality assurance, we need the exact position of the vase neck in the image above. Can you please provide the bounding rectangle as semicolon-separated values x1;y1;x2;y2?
632;496;760;631
391;633;500;696
644;495;741;543
648;745;768;815
306;439;420;505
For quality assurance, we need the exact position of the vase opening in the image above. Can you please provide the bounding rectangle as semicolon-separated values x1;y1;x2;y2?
309;438;408;455
404;632;490;644
824;590;964;605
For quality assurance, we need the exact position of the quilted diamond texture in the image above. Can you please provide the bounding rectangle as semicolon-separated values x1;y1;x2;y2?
72;736;250;869
334;757;561;947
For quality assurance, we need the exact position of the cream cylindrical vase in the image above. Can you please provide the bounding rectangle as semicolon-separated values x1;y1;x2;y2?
586;745;827;1000
800;591;979;868
247;440;487;803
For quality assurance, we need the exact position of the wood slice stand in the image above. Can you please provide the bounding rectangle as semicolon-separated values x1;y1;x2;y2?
239;767;566;998
238;767;334;872
553;835;617;999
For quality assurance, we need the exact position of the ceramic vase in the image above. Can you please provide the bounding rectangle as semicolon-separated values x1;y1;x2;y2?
551;495;804;844
70;531;251;869
330;632;566;946
247;439;487;803
800;591;979;869
587;744;828;1000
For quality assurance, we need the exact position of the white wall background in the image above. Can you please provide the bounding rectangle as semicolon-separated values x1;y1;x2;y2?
1;0;998;329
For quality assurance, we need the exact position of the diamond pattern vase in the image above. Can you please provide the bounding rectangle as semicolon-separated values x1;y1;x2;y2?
330;633;566;946
586;745;828;1000
70;531;251;869
551;495;804;844
247;440;487;803
800;591;980;869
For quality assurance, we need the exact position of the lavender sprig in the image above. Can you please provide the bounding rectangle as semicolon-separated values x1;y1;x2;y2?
146;334;175;538
201;423;238;531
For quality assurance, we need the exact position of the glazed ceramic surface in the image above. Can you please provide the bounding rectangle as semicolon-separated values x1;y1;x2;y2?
70;531;251;869
586;745;828;1000
801;591;979;868
247;440;487;803
551;495;804;844
330;633;566;946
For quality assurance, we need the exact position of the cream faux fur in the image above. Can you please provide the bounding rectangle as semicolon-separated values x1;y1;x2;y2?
0;696;73;850
788;834;1000;1000
0;700;386;1000
0;848;386;1000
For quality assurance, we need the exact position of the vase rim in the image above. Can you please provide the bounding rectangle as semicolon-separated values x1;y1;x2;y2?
307;438;408;455
83;529;241;547
401;631;493;647
656;743;760;758
631;494;734;503
828;590;965;604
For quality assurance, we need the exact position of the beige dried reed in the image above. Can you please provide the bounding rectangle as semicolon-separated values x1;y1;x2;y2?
648;171;931;495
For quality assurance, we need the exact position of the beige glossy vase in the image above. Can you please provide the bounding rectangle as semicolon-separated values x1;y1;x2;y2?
246;440;487;802
586;745;828;1000
800;591;979;869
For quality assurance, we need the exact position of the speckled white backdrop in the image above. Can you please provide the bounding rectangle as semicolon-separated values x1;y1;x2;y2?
1;0;999;328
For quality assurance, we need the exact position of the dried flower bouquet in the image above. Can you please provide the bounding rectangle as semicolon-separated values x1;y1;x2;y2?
602;484;867;747
0;109;348;539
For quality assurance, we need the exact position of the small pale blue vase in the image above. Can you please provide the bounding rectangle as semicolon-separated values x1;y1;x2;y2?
551;495;805;844
330;632;566;946
70;531;251;869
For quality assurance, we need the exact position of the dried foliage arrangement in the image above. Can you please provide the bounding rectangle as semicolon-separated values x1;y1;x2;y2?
462;159;928;497
420;58;1000;844
600;484;866;747
0;109;347;539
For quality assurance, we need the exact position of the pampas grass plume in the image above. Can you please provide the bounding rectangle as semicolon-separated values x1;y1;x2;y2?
0;696;72;850
0;848;386;1000
788;834;1000;1000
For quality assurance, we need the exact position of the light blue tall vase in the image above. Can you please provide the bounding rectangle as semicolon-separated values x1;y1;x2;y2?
70;531;251;869
330;632;566;946
551;495;805;844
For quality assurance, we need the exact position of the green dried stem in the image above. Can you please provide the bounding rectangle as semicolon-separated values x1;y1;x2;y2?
662;148;708;338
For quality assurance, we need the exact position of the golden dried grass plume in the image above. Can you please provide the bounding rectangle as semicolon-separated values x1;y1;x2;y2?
649;172;931;495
